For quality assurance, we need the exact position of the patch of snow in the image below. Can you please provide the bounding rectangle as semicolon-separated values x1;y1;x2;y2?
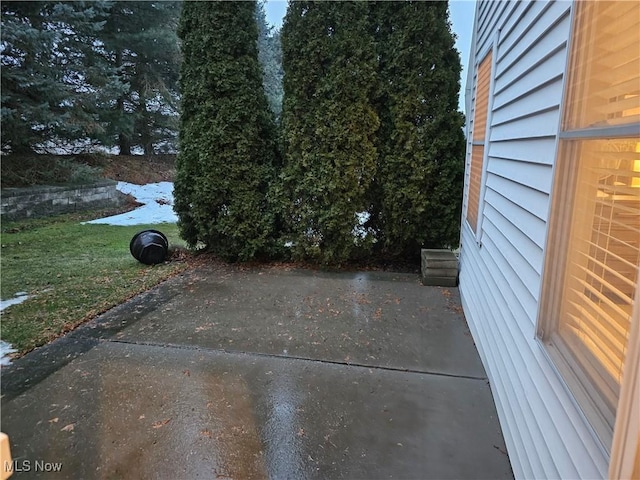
0;291;29;312
1;292;28;365
353;211;372;240
84;181;178;226
0;341;17;366
356;211;370;225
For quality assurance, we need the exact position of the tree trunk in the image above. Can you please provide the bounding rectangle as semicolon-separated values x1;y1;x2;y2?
143;139;153;156
115;49;131;156
118;132;131;156
139;101;153;156
141;119;153;155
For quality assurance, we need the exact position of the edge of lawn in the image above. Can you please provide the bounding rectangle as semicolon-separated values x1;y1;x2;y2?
0;208;196;357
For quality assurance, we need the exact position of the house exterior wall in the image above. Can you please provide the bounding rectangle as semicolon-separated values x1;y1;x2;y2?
459;1;609;478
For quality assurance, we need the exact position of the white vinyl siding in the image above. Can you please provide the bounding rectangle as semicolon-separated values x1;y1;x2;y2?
491;79;564;126
487;158;553;196
488;137;558;165
476;0;511;58
459;0;609;478
461;232;608;479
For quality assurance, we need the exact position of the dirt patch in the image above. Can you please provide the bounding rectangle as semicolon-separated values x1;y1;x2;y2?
1;154;176;188
93;154;176;184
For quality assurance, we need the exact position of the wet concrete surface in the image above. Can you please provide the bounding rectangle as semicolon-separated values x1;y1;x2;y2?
112;267;485;378
1;265;512;479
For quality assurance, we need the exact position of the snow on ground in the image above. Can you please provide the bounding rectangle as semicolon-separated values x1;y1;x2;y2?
0;341;17;366
85;181;178;226
1;292;28;365
0;292;29;312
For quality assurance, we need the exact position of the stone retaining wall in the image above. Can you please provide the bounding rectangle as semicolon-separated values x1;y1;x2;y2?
1;180;124;221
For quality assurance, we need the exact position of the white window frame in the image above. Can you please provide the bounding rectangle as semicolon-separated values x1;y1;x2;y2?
609;274;640;478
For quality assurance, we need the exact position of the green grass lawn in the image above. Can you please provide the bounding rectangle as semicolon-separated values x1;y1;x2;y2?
1;213;190;354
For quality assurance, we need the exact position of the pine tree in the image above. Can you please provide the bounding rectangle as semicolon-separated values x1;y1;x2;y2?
175;1;279;261
1;1;124;153
255;1;283;120
280;1;379;264
99;1;181;155
370;1;465;259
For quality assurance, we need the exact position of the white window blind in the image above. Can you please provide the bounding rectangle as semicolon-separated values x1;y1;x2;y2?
554;138;640;434
564;1;640;130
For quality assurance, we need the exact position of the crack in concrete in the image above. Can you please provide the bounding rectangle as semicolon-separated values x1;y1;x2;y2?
104;338;488;381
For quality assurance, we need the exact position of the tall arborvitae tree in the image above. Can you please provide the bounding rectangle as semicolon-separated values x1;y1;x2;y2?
1;1;124;153
255;0;283;120
280;1;379;264
369;1;465;258
175;1;279;261
100;1;181;155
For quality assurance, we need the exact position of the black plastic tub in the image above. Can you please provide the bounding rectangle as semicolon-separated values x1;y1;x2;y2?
129;229;169;265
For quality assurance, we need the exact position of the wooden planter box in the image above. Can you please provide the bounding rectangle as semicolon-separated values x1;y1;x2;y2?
421;249;459;287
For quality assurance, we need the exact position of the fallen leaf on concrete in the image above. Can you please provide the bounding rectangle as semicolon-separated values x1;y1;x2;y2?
493;445;508;455
61;423;75;432
152;418;171;429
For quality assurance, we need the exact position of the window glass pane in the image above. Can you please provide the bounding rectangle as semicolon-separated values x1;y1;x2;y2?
564;1;640;130
473;51;492;141
467;145;484;232
557;137;640;440
467;51;492;232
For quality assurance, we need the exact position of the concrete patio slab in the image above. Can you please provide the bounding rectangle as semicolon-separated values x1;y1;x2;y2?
1;265;512;479
112;267;485;378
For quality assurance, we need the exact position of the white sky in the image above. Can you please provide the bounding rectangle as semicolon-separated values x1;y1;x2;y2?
264;0;476;112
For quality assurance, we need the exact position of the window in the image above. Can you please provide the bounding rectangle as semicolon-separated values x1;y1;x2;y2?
467;50;492;233
540;0;640;451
